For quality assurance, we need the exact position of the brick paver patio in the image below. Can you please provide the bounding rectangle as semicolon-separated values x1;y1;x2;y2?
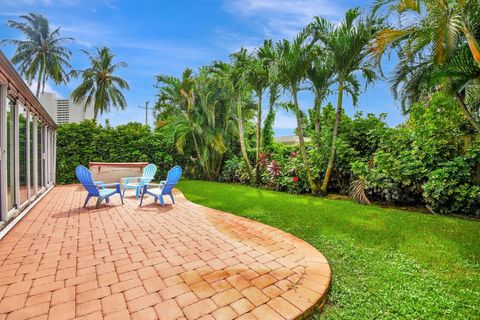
0;184;331;319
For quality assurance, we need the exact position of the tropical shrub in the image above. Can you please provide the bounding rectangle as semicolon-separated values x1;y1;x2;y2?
352;93;480;215
423;141;480;215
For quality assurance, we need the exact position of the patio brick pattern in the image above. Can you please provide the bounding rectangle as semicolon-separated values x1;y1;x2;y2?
0;185;331;319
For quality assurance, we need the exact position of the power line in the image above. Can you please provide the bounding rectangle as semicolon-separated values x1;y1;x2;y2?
138;100;153;126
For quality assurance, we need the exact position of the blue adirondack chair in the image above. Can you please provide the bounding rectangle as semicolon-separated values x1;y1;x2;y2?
139;166;182;207
75;165;124;208
122;164;157;198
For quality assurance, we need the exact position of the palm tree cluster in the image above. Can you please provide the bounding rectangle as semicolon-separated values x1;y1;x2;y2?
2;13;129;120
155;8;380;194
373;0;480;131
155;68;239;180
156;1;480;195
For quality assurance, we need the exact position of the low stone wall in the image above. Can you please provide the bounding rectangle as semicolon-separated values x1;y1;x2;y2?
88;162;148;184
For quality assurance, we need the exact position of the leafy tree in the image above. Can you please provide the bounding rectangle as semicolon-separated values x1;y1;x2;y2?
271;34;319;194
154;68;236;180
242;49;269;184
258;39;281;151
211;54;255;183
2;13;72;97
71;47;129;120
373;0;480;131
311;8;379;194
176;70;236;180
154;68;196;123
306;48;335;134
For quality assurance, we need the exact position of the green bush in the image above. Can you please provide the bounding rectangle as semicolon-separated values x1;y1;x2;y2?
352;92;480;215
423;141;480;215
56;120;186;184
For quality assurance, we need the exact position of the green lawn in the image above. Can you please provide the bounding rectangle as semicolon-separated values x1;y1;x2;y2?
178;180;480;319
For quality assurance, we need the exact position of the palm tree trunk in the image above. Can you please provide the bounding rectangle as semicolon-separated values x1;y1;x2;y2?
314;95;321;134
454;92;480;132
262;87;277;150
236;98;254;183
93;108;98;121
321;80;343;195
191;132;209;179
215;154;224;179
41;65;47;94
255;91;263;185
35;61;44;98
293;90;318;195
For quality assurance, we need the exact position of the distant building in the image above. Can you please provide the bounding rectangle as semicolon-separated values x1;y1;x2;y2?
274;135;311;145
38;92;95;125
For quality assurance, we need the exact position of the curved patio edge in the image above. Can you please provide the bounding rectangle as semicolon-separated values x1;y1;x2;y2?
174;189;332;319
0;185;331;320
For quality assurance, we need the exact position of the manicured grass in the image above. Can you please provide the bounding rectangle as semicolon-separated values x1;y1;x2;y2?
178;180;480;319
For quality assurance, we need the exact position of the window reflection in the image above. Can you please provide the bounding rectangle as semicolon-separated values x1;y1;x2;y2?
19;105;28;204
29;113;35;196
6;99;15;210
38;122;44;189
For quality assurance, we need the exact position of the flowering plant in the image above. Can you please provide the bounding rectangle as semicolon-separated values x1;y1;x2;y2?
267;160;282;179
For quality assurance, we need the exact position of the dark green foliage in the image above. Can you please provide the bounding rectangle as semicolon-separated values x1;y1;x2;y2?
218;92;480;215
423;142;480;215
56;120;185;184
351;92;480;215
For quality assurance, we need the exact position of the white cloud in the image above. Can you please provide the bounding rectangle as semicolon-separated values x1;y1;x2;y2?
213;30;263;53
223;0;345;39
28;80;63;98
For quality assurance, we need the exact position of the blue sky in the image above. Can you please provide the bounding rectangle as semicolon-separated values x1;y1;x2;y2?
0;0;405;135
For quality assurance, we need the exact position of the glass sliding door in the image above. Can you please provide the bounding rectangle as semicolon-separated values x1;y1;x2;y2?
6;99;15;211
46;130;50;186
38;121;44;190
18;105;28;205
29;113;35;198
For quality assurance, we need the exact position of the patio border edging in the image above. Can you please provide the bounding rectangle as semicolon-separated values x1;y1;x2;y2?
174;188;332;319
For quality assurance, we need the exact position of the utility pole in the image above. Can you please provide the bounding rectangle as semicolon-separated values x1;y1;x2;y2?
138;100;153;126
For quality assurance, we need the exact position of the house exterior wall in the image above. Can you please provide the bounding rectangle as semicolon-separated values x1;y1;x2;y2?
0;50;57;225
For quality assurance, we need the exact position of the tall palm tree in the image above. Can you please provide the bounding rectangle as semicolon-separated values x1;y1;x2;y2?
210;56;255;183
311;9;378;194
71;47;129;120
373;0;480;131
271;34;319;194
258;40;281;150
155;68;196;123
156;67;235;180
306;48;335;134
2;13;72;97
242;49;269;184
155;69;207;174
174;70;235;180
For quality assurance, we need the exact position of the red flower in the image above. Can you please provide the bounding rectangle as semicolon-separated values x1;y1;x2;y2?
292;176;299;182
291;152;297;158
